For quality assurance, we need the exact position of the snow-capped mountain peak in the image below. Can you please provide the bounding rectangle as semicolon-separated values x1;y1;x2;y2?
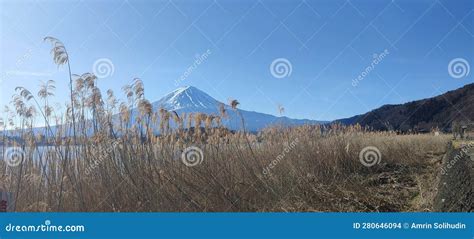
153;86;221;111
142;86;325;131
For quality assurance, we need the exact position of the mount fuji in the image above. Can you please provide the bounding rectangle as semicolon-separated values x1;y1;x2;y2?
143;86;325;132
5;86;324;139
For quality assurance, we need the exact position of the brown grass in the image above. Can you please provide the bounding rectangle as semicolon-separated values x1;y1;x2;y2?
0;121;449;212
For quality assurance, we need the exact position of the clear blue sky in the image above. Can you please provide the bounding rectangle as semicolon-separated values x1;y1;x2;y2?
1;0;473;121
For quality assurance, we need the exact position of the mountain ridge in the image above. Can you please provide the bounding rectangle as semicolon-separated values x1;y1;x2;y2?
335;83;474;131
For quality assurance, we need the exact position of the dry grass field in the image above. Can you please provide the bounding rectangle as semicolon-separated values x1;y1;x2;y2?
0;118;451;212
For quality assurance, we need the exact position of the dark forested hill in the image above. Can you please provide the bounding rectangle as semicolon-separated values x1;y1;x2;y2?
336;83;474;131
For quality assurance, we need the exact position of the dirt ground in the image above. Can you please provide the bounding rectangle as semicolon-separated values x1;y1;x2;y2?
358;140;473;212
360;152;443;212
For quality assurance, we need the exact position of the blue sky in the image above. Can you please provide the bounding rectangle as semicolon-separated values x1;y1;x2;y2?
1;0;473;122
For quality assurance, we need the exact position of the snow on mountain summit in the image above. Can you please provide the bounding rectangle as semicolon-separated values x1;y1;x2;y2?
144;86;324;131
153;86;221;111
